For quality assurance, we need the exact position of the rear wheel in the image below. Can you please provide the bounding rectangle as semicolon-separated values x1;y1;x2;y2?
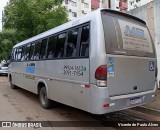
39;87;52;109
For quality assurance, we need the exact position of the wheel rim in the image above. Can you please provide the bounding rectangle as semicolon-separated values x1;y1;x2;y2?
40;89;47;105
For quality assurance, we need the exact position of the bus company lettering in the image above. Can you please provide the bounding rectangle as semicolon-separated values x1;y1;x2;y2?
119;19;153;53
124;25;145;39
63;65;86;76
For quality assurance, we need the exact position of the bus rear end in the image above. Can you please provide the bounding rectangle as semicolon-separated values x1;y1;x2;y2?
90;10;157;114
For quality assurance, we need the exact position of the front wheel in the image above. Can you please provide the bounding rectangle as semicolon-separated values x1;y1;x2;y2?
10;77;17;89
39;87;52;109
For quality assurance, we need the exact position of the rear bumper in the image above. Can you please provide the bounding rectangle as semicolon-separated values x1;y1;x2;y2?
105;91;156;113
89;83;157;114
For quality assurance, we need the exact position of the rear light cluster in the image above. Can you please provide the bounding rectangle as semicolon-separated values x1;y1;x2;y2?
95;65;107;87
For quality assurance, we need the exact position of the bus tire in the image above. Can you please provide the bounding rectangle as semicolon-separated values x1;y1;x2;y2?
39;87;52;109
10;76;17;89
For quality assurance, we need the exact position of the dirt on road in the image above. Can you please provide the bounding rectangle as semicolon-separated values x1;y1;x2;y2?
0;76;115;130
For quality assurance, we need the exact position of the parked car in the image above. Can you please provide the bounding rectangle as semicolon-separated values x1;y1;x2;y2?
0;63;8;75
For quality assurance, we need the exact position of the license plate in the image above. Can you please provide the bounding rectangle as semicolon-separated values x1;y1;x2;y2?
130;97;142;105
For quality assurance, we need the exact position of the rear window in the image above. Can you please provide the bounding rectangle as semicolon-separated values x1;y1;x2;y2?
101;11;155;58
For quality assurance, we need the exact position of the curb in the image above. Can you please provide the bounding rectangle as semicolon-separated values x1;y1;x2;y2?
132;106;160;117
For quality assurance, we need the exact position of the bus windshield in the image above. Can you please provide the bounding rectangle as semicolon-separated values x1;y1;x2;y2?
101;11;155;58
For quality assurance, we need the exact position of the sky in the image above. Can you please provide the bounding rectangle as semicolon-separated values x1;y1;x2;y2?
0;0;9;31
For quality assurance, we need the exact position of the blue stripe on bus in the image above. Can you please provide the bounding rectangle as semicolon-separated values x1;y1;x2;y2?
26;66;35;74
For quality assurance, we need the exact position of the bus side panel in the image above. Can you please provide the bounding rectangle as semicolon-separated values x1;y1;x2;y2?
9;61;37;93
11;72;16;85
9;62;16;85
23;61;37;93
10;62;26;89
36;59;90;112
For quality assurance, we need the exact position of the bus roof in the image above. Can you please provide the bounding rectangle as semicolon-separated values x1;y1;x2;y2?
13;8;146;48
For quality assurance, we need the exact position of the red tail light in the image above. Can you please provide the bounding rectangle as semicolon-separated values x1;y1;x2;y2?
95;65;107;80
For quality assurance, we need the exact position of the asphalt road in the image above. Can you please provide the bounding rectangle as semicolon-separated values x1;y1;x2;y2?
0;76;159;130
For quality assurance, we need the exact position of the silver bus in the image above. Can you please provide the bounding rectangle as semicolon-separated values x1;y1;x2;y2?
8;9;157;114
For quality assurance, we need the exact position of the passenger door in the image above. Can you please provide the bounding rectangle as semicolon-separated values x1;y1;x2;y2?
23;42;37;93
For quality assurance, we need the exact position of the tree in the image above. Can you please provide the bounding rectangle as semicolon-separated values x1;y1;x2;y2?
0;29;18;60
0;0;68;60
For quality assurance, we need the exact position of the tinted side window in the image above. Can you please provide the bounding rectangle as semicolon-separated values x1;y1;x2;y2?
15;48;18;61
66;28;79;57
55;33;66;58
46;36;57;59
25;44;31;60
33;41;41;60
17;47;22;61
14;48;17;61
80;26;89;57
21;46;26;61
11;49;15;61
30;43;35;60
40;39;48;59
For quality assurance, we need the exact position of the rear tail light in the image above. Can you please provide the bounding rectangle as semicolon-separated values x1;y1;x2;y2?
95;65;107;80
95;65;107;87
103;104;109;108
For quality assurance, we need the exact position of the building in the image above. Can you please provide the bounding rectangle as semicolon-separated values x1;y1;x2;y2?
91;0;109;11
140;0;153;6
101;0;109;9
62;0;109;21
91;0;128;13
110;0;128;12
91;0;154;13
62;0;91;21
91;0;100;10
128;0;153;10
62;0;154;21
128;0;142;10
